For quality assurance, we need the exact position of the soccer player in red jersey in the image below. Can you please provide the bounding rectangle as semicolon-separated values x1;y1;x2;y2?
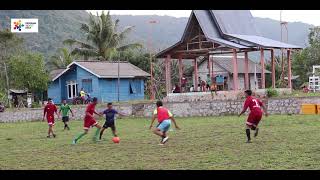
72;97;102;144
149;101;180;145
43;98;60;138
238;90;268;143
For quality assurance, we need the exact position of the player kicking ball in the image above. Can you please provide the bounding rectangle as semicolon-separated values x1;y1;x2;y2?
43;98;60;138
72;97;102;144
238;90;268;143
99;102;127;140
59;100;74;130
149;100;180;145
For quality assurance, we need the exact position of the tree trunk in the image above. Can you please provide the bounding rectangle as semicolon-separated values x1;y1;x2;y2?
3;62;11;108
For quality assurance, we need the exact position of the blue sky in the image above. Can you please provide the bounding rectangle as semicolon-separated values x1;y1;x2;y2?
87;10;320;26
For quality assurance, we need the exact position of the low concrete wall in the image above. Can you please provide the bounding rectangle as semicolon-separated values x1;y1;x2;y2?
164;88;292;102
0;104;132;123
0;96;319;123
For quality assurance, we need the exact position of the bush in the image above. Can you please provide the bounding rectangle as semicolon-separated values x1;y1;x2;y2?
266;88;279;98
31;102;41;108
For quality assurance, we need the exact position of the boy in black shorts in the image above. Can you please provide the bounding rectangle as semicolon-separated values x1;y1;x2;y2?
59;99;74;130
99;102;126;140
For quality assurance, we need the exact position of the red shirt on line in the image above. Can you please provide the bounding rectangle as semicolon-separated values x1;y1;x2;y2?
85;103;96;120
243;96;263;114
44;103;57;119
153;107;173;123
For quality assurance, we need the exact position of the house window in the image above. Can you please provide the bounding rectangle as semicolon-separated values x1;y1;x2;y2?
129;80;137;94
67;81;78;99
82;79;93;93
135;80;141;94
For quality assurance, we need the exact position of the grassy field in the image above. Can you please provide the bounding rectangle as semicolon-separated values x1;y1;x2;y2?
1;115;320;170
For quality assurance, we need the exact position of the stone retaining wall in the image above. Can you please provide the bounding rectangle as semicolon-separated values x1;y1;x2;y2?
0;96;319;123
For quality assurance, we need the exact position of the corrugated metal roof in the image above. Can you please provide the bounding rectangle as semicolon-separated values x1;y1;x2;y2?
227;34;302;49
211;10;260;36
52;61;150;81
156;10;302;58
76;61;150;78
49;69;65;80
209;37;249;49
212;56;271;74
193;10;222;39
9;89;28;94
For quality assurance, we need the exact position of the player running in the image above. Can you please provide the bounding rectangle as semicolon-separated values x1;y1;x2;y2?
238;90;268;143
149;100;180;145
72;97;102;144
59;100;74;130
99;102;126;140
43;98;60;138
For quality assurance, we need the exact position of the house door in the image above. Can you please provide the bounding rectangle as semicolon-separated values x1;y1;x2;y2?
67;81;78;99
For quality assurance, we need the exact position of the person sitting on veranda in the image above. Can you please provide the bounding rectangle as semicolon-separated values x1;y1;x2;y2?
80;88;86;104
181;75;187;93
173;84;181;93
201;79;207;92
210;80;218;99
302;86;309;93
206;74;211;91
190;85;194;92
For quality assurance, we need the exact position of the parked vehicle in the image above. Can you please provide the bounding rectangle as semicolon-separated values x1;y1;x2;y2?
72;96;83;105
72;94;92;105
0;102;5;112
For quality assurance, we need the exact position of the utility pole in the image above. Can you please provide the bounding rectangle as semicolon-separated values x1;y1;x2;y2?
280;10;288;84
148;20;157;100
117;59;120;102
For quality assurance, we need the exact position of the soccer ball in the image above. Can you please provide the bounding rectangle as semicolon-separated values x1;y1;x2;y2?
112;137;120;143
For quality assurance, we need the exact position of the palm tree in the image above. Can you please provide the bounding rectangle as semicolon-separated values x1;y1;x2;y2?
64;11;142;61
47;47;78;70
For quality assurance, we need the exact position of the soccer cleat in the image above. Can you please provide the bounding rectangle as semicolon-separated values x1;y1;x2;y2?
93;137;99;142
72;139;77;144
158;143;164;146
162;136;169;144
246;140;252;143
254;128;259;137
47;135;51;138
53;134;56;138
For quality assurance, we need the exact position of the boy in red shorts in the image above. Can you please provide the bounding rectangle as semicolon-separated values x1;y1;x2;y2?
43;98;60;138
238;90;268;143
72;97;102;144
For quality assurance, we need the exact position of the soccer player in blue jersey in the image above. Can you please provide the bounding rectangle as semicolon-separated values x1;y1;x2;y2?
99;102;126;140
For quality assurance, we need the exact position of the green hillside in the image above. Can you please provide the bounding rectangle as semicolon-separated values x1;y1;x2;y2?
0;10;313;61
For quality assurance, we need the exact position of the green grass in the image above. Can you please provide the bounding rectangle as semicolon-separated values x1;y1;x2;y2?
1;115;320;170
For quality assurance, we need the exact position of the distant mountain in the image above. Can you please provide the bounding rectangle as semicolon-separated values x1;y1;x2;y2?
0;10;89;58
0;10;314;61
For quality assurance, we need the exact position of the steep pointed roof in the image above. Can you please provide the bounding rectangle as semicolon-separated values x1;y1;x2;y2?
156;10;302;59
210;10;260;36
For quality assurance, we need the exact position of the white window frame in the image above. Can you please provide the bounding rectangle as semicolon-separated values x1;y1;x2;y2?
66;80;78;99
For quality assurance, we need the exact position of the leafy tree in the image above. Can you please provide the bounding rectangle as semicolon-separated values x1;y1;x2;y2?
0;30;24;106
64;11;141;60
293;26;320;85
265;56;285;88
46;47;78;70
8;53;49;93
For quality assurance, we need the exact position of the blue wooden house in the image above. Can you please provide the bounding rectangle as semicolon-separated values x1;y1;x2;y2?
48;61;150;103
